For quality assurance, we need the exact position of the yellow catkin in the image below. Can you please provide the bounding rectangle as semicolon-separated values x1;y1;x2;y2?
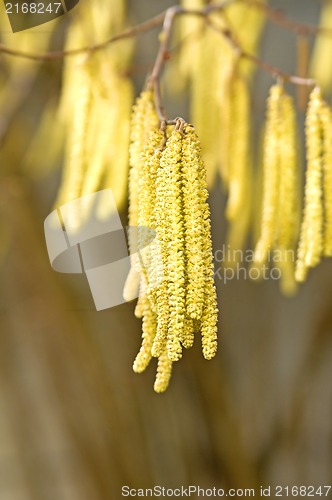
321;105;332;256
124;91;159;300
132;121;218;391
220;68;252;269
169;1;266;189
309;2;332;93
138;130;164;279
226;74;251;221
199;192;218;360
80;93;110;196
276;93;300;295
181;317;195;350
101;77;134;215
188;126;218;359
296;88;324;282
159;131;185;362
254;84;283;265
154;348;173;393
190;25;227;188
133;296;157;374
181;126;206;321
55;1;133;227
151;143;171;358
277;94;300;250
134;276;148;319
174;0;206;90
55;57;92;226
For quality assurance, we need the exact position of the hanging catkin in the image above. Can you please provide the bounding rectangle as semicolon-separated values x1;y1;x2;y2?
295;87;332;281
253;84;301;293
127;119;218;392
296;88;324;282
320;105;332;257
254;84;283;265
123;90;160;302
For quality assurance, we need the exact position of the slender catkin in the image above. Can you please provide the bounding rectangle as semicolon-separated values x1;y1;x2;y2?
188;126;218;359
200;194;218;360
123;90;159;301
160;131;185;362
254;84;283;265
277;93;300;295
131;120;218;392
182;126;206;320
321;105;332;256
152;135;172;358
296;88;324;282
100;77;133;216
138;130;164;282
55;57;92;210
154;348;173;393
225;74;251;221
133;296;157;374
277;93;300;250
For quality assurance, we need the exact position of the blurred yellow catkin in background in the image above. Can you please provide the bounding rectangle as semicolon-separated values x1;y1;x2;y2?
310;1;332;93
296;87;332;282
54;0;133;228
253;84;300;294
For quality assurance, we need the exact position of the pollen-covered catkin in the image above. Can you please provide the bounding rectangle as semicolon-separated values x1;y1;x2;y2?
276;93;300;295
55;1;133;227
154;348;173;393
186;126;218;359
225;74;251;221
55;57;92;211
159;130;186;362
133;295;157;374
198;172;218;360
254;84;283;265
181;125;206;321
296;88;324;282
130;120;218;392
138;130;164;282
123;90;159;301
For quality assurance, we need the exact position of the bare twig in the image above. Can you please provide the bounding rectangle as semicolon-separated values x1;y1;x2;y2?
248;0;332;37
206;18;316;87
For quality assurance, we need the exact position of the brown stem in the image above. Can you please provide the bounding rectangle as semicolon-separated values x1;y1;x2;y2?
248;0;332;37
147;6;184;121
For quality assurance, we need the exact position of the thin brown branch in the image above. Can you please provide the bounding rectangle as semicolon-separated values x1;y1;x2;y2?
147;6;183;122
0;0;330;63
206;18;316;87
248;0;332;37
146;0;239;122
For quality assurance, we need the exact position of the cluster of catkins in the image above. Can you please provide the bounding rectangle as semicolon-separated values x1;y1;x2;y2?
124;91;218;393
253;84;332;291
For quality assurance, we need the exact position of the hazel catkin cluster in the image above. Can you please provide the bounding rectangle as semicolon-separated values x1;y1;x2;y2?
125;111;218;392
